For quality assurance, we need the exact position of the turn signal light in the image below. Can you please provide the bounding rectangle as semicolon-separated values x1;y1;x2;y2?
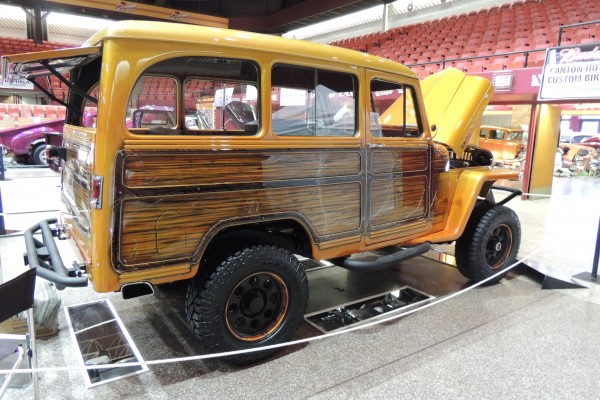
91;175;103;209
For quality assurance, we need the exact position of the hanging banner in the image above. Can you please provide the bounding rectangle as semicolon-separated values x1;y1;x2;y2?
538;44;600;100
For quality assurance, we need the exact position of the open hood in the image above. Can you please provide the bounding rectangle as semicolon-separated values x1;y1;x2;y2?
421;68;494;157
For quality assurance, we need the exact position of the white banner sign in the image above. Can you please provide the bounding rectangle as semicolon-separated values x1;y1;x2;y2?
0;77;34;90
538;45;600;100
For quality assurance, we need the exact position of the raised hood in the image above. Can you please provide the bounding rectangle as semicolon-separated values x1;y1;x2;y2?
421;68;494;157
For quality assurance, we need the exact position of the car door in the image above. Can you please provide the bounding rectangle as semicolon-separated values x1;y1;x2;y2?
365;71;432;245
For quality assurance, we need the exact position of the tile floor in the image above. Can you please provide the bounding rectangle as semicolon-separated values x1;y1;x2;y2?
1;161;599;399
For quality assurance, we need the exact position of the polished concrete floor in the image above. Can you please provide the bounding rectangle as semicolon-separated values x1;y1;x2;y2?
1;161;600;399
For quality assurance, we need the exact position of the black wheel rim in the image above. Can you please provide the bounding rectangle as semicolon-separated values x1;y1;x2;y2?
225;272;289;342
485;223;513;270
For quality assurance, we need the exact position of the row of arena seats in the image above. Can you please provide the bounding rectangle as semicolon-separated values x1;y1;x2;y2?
0;104;66;130
1;0;598;100
0;38;74;102
0;37;67;55
331;0;599;78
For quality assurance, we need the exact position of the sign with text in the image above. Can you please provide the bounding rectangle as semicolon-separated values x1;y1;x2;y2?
491;71;514;92
538;44;600;100
0;77;34;90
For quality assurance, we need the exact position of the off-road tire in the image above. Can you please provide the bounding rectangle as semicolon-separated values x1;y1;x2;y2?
185;245;308;365
455;204;521;283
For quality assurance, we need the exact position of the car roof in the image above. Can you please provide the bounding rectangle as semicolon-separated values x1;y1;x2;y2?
85;20;417;80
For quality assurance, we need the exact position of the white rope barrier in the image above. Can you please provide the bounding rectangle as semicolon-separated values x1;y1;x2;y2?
0;210;59;217
0;249;543;375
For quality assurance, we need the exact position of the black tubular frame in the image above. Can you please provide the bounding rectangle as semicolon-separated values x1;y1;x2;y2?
23;218;87;289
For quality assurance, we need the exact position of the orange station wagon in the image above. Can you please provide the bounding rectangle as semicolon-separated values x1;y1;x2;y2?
4;21;522;364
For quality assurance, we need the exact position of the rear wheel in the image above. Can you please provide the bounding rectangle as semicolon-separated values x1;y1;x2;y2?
185;245;308;365
31;144;47;165
455;204;521;283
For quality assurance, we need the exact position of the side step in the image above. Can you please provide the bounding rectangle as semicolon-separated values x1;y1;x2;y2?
343;242;431;272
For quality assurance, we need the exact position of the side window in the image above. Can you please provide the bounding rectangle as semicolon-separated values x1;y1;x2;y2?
271;64;357;137
184;79;258;133
82;84;99;128
127;76;177;133
479;129;487;139
127;57;259;135
370;79;423;138
496;130;506;140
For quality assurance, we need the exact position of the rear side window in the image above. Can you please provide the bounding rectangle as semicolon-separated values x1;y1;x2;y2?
127;57;259;135
271;64;357;137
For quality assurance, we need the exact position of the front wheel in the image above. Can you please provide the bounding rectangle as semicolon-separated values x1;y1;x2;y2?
455;204;521;283
185;245;308;365
31;144;47;165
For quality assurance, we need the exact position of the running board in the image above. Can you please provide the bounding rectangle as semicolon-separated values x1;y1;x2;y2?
343;242;431;272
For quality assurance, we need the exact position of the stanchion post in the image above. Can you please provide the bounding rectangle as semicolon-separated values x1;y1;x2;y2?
0;187;5;236
592;216;599;281
0;154;5;234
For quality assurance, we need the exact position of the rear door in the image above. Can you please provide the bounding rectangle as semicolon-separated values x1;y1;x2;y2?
2;47;102;261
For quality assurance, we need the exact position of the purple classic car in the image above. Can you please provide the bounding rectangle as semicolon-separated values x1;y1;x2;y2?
0;119;64;165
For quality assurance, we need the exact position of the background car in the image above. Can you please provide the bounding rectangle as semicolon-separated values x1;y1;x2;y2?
479;125;526;161
559;143;598;169
0;118;64;165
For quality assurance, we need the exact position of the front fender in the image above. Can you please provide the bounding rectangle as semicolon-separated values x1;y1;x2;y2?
408;167;519;244
10;130;45;155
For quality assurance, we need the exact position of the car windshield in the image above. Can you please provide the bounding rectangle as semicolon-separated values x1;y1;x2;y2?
572;135;592;143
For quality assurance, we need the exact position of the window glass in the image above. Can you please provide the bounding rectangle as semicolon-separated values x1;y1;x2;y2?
507;131;523;141
82;84;99;128
271;64;356;137
479;129;487;139
127;57;259;135
128;75;177;133
370;79;422;138
183;79;257;133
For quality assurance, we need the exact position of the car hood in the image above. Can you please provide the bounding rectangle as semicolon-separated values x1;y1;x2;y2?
420;68;494;157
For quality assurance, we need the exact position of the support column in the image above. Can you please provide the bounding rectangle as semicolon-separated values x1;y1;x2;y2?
24;5;48;45
382;3;389;32
527;104;561;197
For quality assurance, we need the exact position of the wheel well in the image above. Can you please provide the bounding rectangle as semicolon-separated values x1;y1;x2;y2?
200;220;313;265
478;180;495;202
30;139;45;151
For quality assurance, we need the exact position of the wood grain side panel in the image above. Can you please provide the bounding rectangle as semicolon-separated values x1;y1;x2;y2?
123;151;361;188
371;148;428;174
369;176;427;228
118;182;361;267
